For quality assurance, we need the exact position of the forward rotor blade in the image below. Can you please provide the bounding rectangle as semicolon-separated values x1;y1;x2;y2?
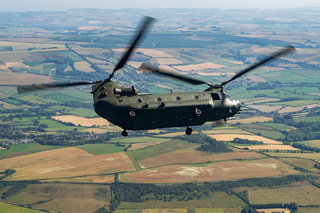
108;16;155;80
221;45;296;86
139;62;211;86
17;81;97;94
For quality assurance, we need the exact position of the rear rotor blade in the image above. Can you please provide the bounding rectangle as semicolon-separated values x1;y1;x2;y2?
17;81;97;94
139;62;212;86
221;45;296;86
108;16;155;80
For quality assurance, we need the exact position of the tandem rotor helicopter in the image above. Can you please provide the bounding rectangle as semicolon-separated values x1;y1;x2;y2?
17;16;295;137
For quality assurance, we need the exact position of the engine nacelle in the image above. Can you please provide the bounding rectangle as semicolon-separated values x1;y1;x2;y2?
114;86;138;96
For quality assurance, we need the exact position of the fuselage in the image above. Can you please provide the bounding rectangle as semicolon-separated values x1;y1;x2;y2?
92;81;241;130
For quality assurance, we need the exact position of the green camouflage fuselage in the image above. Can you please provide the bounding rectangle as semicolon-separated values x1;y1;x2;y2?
92;81;240;130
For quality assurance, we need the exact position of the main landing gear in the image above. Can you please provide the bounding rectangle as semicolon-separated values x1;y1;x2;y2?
121;130;128;137
185;127;192;135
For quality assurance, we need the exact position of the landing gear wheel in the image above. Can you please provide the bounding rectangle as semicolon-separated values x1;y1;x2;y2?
185;127;192;135
121;130;128;137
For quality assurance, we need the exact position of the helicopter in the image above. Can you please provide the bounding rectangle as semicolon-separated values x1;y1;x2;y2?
17;16;295;137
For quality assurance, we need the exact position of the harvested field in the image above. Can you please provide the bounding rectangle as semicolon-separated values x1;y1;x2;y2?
128;61;142;69
121;158;297;183
0;147;134;180
155;57;182;65
278;104;320;114
238;145;299;151
203;128;252;135
245;98;281;104
173;62;226;71
248;182;320;205
228;116;273;124
248;105;283;113
52;115;109;127
208;134;283;144
0;71;52;85
42;174;115;183
113;48;174;58
137;49;174;57
129;140;171;151
140;149;265;168
74;61;95;72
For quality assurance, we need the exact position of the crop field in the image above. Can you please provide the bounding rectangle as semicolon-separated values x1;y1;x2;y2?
294;116;320;123
52;115;109;127
267;153;320;163
0;201;43;213
173;62;226;71
127;140;197;162
228;116;273;124
298;140;320;148
0;147;135;180
247;104;283;113
260;123;295;131
140;149;265;168
156;57;183;65
121;158;298;183
0;143;64;159
208;134;283;144
278;157;318;171
278;104;320;114
243;144;299;150
74;61;95;72
7;183;110;213
41;174;115;183
77;143;125;155
119;209;188;213
110;136;169;144
203;128;253;135
0;71;53;85
119;191;245;209
248;182;320;205
129;140;171;151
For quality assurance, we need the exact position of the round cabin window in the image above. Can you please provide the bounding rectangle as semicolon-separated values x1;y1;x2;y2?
176;96;181;101
157;97;162;102
195;95;199;100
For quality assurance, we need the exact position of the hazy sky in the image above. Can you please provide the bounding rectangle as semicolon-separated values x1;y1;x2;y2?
2;0;320;12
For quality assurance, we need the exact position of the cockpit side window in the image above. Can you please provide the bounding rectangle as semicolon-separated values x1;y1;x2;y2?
211;93;220;100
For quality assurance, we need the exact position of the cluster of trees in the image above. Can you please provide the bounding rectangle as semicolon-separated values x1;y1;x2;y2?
108;175;310;212
177;133;233;153
292;143;320;153
230;138;263;145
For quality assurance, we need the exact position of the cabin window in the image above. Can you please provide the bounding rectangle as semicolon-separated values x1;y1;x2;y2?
211;93;220;100
157;97;162;102
194;95;199;100
138;98;143;103
176;96;181;101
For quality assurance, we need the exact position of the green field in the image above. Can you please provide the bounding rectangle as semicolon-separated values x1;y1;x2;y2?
0;201;43;213
78;143;125;155
261;123;295;131
0;143;64;159
298;140;320;148
127;140;196;162
110;136;170;144
294;116;320;123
